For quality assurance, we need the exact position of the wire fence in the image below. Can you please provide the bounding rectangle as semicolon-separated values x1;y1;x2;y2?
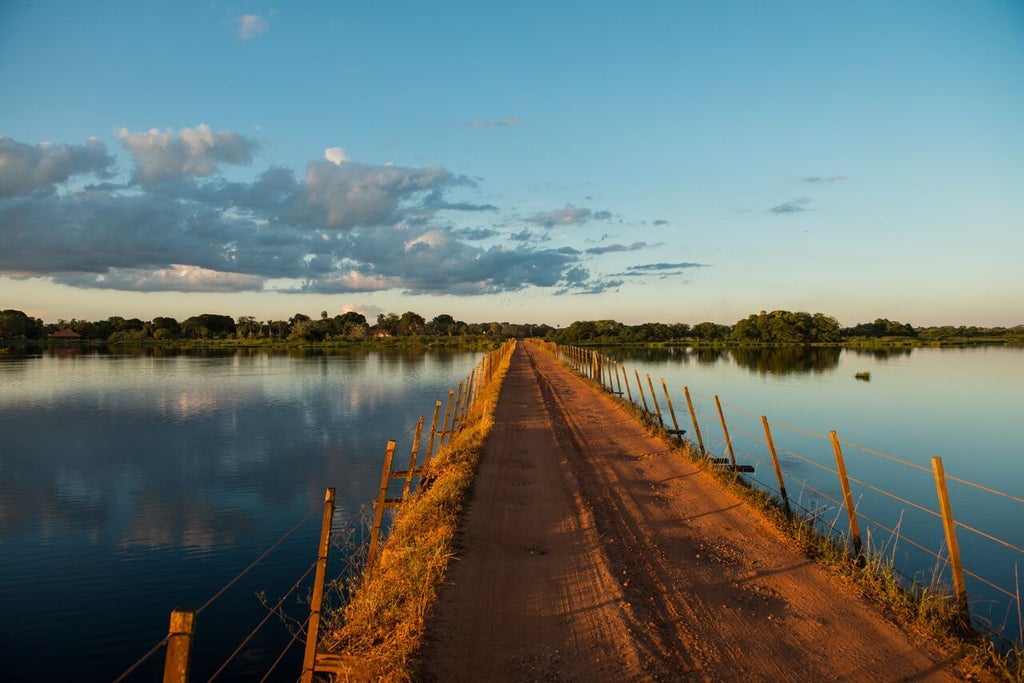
549;343;1024;648
114;341;515;682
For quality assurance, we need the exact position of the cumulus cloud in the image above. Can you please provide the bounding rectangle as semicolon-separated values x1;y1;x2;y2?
116;124;259;185
768;197;811;214
54;265;266;292
526;203;610;229
238;14;269;39
466;117;520;128
324;147;349;165
0;136;114;196
301;159;459;229
0;132;635;298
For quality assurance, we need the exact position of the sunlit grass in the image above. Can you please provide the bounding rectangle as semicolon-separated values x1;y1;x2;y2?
317;342;513;680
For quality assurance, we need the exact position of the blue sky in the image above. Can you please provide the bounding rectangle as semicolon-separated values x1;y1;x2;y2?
1;1;1022;327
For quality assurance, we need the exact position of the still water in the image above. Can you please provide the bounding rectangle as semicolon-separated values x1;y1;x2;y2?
604;345;1024;642
0;347;483;682
0;345;1021;680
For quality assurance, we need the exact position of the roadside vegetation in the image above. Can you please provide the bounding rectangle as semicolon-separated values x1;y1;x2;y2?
315;341;515;679
603;382;1022;682
3;307;1021;348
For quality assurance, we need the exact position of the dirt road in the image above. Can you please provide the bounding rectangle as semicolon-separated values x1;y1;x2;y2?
416;341;967;681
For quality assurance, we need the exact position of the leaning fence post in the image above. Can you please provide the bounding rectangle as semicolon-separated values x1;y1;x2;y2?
621;365;633;403
300;488;336;683
423;400;442;468
683;386;705;454
646;374;664;426
661;379;682;438
634;369;649;413
367;441;397;571
830;431;863;560
402;416;425;500
614;362;623;396
440;389;455;446
932;456;969;627
450;381;466;436
714;395;737;469
162;609;195;683
760;416;790;512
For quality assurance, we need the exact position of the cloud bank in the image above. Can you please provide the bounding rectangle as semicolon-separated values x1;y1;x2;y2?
0;126;670;298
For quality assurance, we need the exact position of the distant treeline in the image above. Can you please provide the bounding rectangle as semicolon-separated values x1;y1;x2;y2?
2;308;1021;345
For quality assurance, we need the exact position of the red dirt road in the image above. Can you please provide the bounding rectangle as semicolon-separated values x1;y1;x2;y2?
416;341;969;681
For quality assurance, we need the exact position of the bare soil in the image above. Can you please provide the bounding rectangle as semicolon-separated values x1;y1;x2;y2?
415;341;972;681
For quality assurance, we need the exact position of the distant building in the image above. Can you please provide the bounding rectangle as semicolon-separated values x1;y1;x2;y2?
48;328;82;340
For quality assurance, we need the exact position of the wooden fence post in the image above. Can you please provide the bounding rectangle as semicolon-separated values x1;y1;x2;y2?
614;362;623;396
402;417;425;500
932;456;969;626
367;441;397;570
621;365;633;403
830;431;863;559
162;609;195;683
661;379;683;438
450;381;466;437
634;369;649;413
423;400;442;468
440;389;455;447
683;386;705;454
300;488;336;683
760;416;789;512
646;374;664;426
714;395;737;469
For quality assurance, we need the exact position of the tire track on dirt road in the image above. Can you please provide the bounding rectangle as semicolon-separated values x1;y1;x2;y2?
415;341;972;682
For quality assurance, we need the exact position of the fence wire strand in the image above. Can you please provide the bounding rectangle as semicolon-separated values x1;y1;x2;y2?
208;557;320;681
260;615;309;683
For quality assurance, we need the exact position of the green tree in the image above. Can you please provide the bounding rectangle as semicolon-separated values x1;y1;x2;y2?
398;311;426;335
0;309;44;339
428;314;458;336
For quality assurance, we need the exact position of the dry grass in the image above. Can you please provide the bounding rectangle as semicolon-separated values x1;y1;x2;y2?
644;418;1021;681
317;341;515;681
544;344;1022;681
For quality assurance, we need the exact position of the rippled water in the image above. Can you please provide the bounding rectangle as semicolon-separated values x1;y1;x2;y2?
0;347;482;682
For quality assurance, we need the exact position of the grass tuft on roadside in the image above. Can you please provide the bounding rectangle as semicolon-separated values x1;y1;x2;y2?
317;342;515;680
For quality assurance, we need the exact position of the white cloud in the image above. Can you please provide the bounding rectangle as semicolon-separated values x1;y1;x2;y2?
116;124;259;185
324;147;349;165
238;14;269;40
0;134;628;297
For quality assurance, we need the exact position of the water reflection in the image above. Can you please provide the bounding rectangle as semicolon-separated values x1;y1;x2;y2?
729;346;841;375
611;345;842;375
0;348;480;680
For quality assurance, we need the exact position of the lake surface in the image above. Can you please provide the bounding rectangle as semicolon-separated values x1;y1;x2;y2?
600;344;1024;643
0;345;1021;681
0;346;483;682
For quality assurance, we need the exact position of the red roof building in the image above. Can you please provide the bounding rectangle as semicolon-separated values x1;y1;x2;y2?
48;328;82;339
